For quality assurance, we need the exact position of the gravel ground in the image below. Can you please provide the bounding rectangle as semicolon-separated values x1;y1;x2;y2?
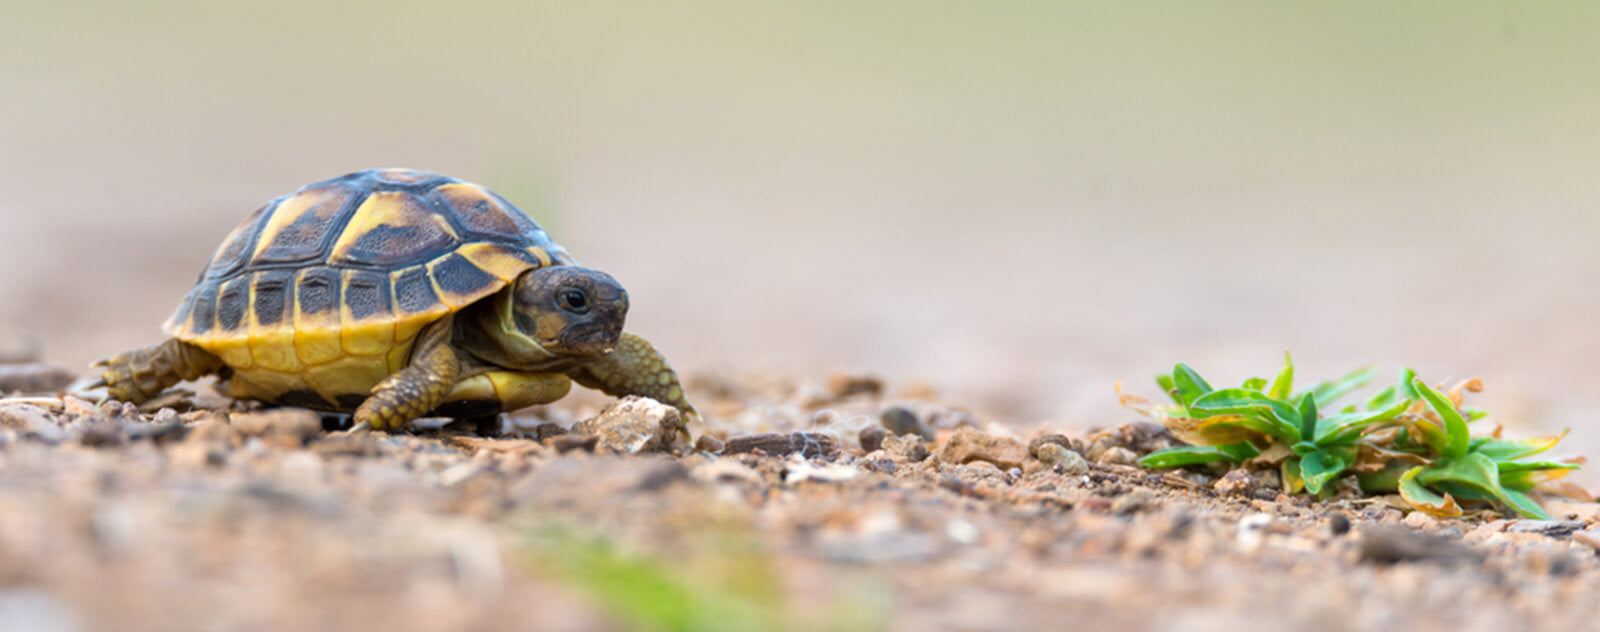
0;363;1597;632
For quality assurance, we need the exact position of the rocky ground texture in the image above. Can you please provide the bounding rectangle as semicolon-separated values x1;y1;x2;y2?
0;360;1598;632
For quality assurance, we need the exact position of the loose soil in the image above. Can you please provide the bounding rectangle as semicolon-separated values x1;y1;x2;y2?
0;365;1596;632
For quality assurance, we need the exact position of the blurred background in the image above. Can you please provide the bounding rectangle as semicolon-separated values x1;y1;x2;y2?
4;2;1599;464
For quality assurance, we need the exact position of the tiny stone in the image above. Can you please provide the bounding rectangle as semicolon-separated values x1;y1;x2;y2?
533;423;569;441
695;435;725;454
826;372;884;400
1086;436;1117;462
1111;491;1152;516
1248;488;1280;501
184;418;238;446
1329;514;1352;536
1033;442;1069;465
309;433;378;457
880;406;934;441
937;426;1028;470
1055;450;1089;475
881;434;932;463
1505;520;1588;537
570;397;684;454
552;434;598;453
1356;525;1483;564
725;432;839;458
1095;446;1139;466
1213;470;1259;497
229;409;322;448
1028;433;1077;458
864;458;897;474
859;426;888;453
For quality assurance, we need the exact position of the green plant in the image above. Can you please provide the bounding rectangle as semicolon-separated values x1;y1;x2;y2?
513;521;885;632
1123;354;1582;519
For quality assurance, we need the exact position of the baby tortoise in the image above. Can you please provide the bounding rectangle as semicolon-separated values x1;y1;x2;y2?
94;168;696;432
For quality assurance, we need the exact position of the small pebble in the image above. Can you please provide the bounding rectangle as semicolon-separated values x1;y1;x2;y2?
1095;446;1139;466
1505;520;1588;537
551;434;597;454
694;435;725;454
533;423;568;441
826;372;884;400
1028;433;1077;458
880;406;934;441
1111;491;1152;516
938;426;1027;469
859;426;888;453
1356;525;1483;564
570;397;684;455
724;432;838;458
1329;514;1352;536
1055;450;1089;475
1213;470;1259;497
229;409;322;448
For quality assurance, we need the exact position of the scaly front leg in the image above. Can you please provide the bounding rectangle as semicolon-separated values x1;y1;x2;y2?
351;316;460;432
566;332;698;423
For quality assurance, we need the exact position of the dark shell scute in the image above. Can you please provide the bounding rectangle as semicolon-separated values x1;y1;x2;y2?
344;271;393;321
296;267;341;317
216;279;249;332
188;283;218;335
252;270;294;327
393;267;439;314
204;203;271;282
432;253;498;298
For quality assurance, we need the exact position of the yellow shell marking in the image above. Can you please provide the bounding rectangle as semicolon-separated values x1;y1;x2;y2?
328;191;459;266
250;184;351;264
456;242;543;282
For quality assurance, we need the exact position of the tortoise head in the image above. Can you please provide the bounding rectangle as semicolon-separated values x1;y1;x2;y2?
505;265;629;358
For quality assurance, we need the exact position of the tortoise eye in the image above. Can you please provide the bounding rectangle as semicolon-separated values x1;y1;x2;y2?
557;288;590;315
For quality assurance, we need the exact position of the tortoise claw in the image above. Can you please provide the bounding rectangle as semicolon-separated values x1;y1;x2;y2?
345;420;372;434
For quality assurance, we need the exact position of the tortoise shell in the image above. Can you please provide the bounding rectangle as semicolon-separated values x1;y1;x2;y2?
165;168;574;408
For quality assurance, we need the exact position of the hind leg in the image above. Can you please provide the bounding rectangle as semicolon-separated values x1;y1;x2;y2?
94;338;226;404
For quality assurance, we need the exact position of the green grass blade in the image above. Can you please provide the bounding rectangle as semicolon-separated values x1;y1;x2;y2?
1297;392;1318;443
1156;373;1178;405
1303;365;1377;407
1412;378;1469;460
1474;432;1569;461
1138;443;1258;468
1267;352;1294;401
1190;389;1301;443
1313;398;1411;447
1396;368;1420;400
1170;363;1213;409
1298;450;1349;495
1397;466;1461;516
1501;489;1552;520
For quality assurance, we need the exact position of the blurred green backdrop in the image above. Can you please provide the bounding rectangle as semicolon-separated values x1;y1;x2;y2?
4;2;1599;460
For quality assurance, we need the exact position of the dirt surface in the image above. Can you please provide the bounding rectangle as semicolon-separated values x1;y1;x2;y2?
8;5;1600;631
1;368;1597;632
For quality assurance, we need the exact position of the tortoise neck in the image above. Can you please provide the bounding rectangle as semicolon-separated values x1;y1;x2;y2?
457;286;563;371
